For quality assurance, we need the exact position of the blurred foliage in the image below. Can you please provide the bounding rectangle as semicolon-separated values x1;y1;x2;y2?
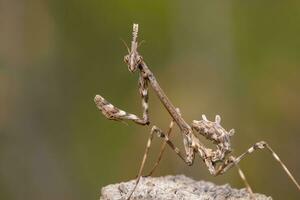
0;0;299;199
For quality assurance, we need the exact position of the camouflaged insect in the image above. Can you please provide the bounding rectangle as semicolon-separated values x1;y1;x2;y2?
95;24;300;200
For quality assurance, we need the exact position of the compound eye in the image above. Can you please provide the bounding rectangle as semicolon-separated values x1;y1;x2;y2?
124;55;129;63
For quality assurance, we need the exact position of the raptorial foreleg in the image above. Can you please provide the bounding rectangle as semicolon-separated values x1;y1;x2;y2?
94;74;150;125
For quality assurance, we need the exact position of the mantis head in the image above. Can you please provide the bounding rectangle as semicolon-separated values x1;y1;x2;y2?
123;23;143;73
123;42;143;73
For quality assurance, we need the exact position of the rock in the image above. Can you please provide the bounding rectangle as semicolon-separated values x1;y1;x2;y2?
100;175;272;200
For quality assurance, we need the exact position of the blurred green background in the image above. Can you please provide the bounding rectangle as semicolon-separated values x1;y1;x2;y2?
1;0;300;199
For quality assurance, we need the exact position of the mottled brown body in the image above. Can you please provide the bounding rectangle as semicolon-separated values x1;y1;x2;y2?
94;24;300;200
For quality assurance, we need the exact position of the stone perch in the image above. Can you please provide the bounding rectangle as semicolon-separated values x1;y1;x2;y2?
100;175;272;200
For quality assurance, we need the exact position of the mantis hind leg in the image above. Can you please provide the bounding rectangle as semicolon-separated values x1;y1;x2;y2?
216;141;300;191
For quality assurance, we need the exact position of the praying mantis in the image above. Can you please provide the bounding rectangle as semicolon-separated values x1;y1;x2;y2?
94;24;300;199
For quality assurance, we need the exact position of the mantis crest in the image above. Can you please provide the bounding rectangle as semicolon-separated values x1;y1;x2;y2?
95;24;300;199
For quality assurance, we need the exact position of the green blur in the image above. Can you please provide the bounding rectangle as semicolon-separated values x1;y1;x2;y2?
0;1;299;199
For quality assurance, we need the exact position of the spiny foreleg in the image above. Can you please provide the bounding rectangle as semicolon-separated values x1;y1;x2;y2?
94;73;150;125
138;72;149;124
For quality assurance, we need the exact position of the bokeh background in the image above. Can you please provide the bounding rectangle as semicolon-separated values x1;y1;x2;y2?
1;1;300;199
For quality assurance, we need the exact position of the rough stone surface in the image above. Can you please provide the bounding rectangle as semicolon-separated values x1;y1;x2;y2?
100;175;272;200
